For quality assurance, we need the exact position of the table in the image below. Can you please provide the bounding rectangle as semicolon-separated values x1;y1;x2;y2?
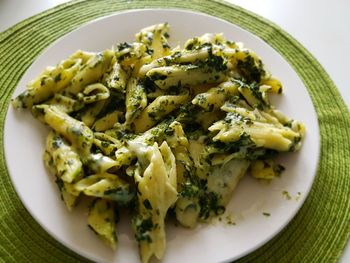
1;0;349;261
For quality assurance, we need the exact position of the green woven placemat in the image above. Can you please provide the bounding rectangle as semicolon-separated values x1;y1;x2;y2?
0;0;349;262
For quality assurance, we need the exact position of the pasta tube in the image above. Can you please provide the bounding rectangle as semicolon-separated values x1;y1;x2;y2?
64;50;114;95
125;77;148;124
133;90;190;133
12;57;81;108
33;105;93;157
45;131;83;183
146;64;227;90
192;80;239;111
136;23;171;59
75;173;134;204
43;151;80;210
130;142;177;263
87;199;118;249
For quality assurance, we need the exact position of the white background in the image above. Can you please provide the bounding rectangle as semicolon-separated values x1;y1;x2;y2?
0;0;349;261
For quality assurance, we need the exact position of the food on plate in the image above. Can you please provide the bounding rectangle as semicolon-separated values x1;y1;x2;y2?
12;23;305;263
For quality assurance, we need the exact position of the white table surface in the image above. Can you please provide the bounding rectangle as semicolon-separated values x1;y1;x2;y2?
0;0;349;262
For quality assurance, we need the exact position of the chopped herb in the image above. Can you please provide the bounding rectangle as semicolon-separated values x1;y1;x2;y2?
149;72;168;81
116;42;132;51
295;192;302;201
224;214;236;225
143;199;153;210
55;178;64;191
164;127;175;136
101;141;110;148
52;137;63;149
179;181;199;198
199;191;225;220
133;216;154;243
54;73;62;82
237;55;265;83
274;164;285;176
282;190;292;200
40;77;47;86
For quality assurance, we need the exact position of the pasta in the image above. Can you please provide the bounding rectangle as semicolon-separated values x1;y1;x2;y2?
12;23;305;263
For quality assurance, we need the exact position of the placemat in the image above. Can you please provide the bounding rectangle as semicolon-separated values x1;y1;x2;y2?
0;0;349;262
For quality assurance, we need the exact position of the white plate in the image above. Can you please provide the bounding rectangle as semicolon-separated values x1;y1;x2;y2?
4;9;320;263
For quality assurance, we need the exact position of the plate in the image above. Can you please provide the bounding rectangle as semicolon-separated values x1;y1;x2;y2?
4;9;320;263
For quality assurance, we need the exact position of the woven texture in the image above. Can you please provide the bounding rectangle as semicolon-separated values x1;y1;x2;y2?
0;0;349;262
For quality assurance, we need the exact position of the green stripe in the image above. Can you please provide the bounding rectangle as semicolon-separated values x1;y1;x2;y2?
0;0;349;262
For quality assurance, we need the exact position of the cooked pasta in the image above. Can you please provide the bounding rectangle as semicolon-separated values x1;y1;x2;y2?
12;23;305;263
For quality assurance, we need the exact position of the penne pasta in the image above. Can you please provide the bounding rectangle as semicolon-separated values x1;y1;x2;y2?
12;23;305;263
